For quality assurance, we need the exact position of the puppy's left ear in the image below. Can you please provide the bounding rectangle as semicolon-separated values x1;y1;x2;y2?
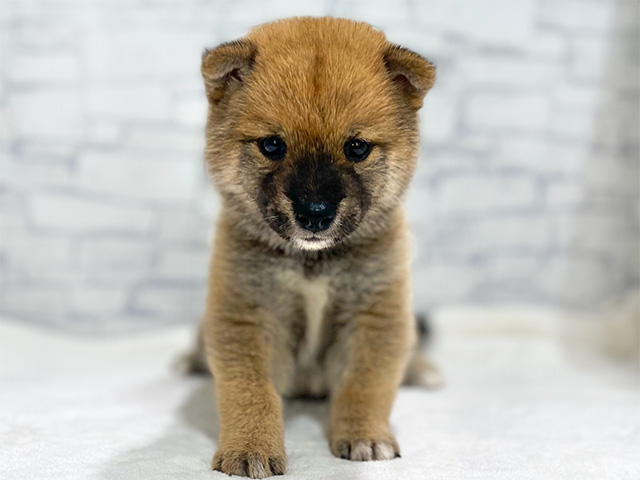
201;39;257;105
383;44;436;110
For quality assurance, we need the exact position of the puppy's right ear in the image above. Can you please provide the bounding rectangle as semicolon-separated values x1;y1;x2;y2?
201;39;257;105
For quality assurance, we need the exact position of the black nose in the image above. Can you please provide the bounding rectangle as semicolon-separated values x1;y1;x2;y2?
293;201;336;233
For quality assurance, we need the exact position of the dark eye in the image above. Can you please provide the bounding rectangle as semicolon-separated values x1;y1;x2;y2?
344;138;372;162
258;136;287;160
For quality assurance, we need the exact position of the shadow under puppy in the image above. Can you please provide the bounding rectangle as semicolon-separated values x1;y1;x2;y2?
188;17;437;478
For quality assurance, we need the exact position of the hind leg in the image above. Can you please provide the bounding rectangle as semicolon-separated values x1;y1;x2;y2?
403;314;443;388
177;321;211;375
402;348;443;388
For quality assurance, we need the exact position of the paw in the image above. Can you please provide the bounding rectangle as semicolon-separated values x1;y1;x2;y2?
330;436;400;461
408;366;444;389
212;448;285;478
174;350;210;376
403;351;444;389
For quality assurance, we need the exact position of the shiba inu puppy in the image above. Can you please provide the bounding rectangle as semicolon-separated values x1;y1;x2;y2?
190;16;437;478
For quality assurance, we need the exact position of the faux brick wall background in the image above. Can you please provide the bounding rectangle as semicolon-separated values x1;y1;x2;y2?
0;0;638;332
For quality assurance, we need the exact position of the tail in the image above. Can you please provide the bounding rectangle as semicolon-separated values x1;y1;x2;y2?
416;312;433;346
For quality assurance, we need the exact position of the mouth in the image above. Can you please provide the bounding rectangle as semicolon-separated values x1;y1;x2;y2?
291;235;334;251
261;205;357;252
261;212;338;251
288;219;342;250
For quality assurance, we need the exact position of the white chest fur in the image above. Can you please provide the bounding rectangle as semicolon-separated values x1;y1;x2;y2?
279;271;330;366
296;275;330;365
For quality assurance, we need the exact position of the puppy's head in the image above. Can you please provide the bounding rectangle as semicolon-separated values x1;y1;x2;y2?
202;17;435;251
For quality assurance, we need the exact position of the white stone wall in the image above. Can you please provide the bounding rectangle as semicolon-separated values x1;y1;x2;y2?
0;0;638;332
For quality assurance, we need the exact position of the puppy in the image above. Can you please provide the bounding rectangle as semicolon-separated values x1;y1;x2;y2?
193;17;436;478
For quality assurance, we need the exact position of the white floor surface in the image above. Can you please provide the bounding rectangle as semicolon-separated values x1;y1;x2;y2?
1;319;638;479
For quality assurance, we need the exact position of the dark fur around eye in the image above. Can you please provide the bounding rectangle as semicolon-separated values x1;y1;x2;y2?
258;136;287;161
344;138;372;162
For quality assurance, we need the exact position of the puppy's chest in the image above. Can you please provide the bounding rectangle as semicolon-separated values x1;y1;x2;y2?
279;270;333;366
271;264;376;396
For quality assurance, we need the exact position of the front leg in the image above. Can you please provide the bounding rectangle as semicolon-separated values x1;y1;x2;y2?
329;280;415;461
204;308;286;478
